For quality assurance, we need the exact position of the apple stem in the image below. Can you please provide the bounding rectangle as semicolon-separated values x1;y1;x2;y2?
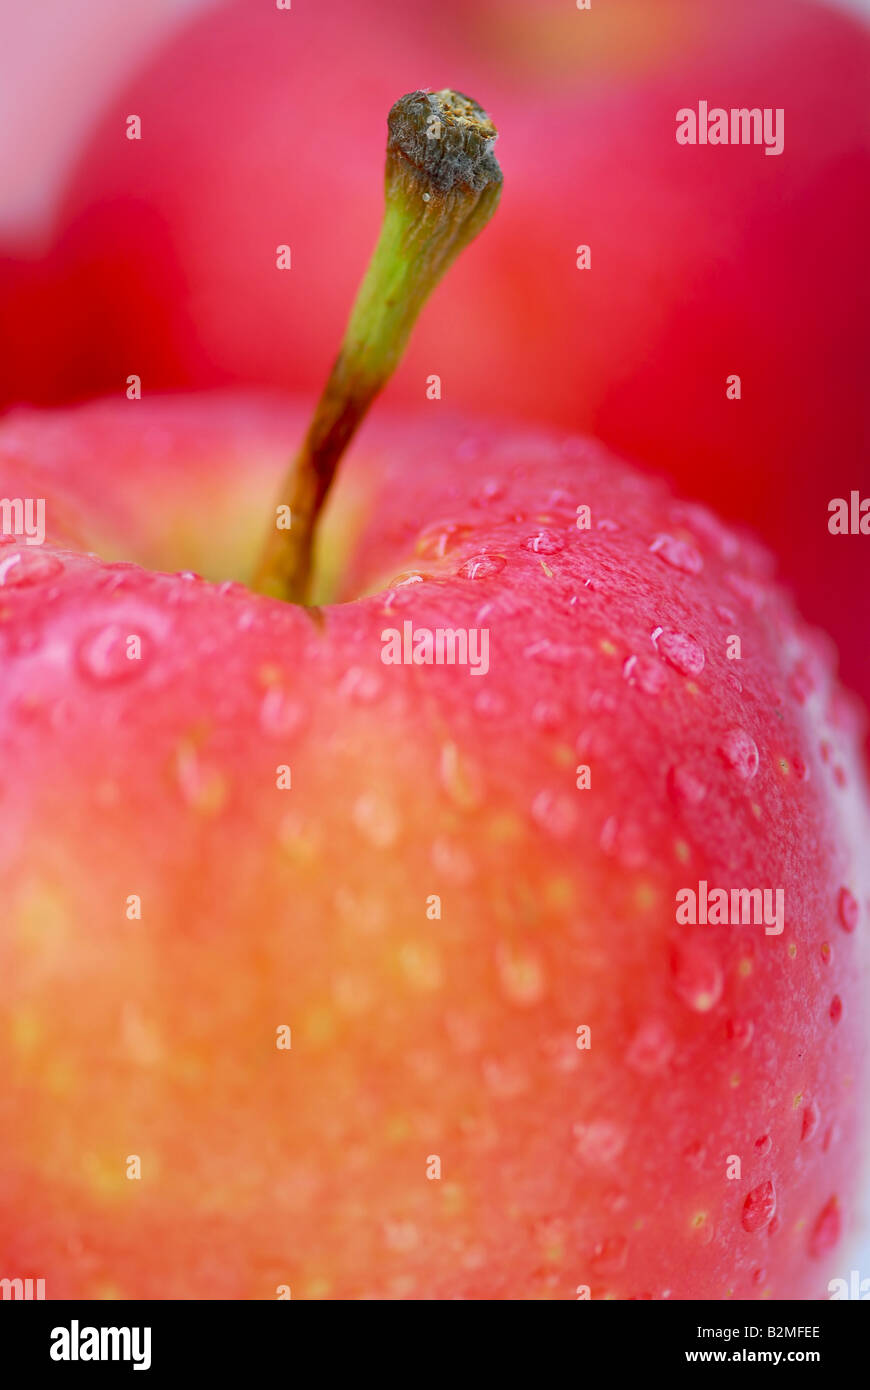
251;89;503;603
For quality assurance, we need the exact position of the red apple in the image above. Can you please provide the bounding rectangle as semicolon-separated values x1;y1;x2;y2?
0;389;867;1299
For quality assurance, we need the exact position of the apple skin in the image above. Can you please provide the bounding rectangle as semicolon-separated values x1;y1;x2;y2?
0;392;867;1299
2;0;867;707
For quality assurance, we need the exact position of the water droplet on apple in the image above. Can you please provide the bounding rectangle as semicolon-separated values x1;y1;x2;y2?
216;579;248;599
625;1018;675;1075
524;639;575;667
789;664;815;705
671;502;740;560
338;666;383;702
683;1140;706;1170
259;687;303;736
524;531;564;555
351;791;400;848
667;764;707;806
600;816;648;869
718;728;759;780
808;1197;841;1258
657;630;705;677
416;521;473;560
727;571;766;612
470;477;505;503
439;742;483;810
670;939;723;1013
473;688;507;718
650;534;703;575
482;1056;529;1097
530;788;578;839
495;941;546;1006
388;571;428;588
623;654;667;695
0;549;63;587
430;836;474;884
531;699;565;731
573;1119;626;1165
383;1220;419;1253
801;1098;821;1142
742;1180;776;1233
590;1235;628;1274
458;554;506;579
76;623;151;684
175;745;228;817
725;1017;754;1048
837;886;858;932
690;1211;715;1246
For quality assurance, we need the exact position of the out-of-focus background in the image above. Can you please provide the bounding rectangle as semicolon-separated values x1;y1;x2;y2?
0;0;868;714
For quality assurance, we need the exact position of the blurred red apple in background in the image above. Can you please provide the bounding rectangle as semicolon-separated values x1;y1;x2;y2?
0;0;210;248
0;390;867;1298
0;0;866;710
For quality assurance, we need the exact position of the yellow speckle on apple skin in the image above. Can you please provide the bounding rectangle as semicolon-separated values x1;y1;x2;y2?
441;1183;466;1216
257;663;283;687
302;1004;337;1048
634;882;657;911
84;1154;132;1201
16;881;70;954
45;1059;77;1096
488;811;525;843
397;942;443;992
544;876;575;910
10;1006;42;1055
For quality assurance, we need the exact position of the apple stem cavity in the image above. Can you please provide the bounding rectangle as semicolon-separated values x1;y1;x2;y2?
252;89;503;604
